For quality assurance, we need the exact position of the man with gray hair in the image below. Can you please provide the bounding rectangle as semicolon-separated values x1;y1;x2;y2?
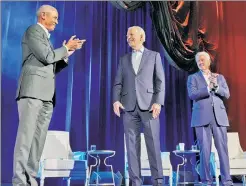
13;4;85;186
113;26;165;186
187;51;233;185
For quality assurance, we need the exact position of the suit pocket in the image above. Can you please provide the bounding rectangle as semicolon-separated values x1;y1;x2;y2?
147;88;154;93
29;70;48;78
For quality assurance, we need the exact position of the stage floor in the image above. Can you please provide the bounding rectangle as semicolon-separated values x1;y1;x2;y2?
1;183;244;186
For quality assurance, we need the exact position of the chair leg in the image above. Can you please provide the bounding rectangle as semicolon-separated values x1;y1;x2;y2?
40;177;45;186
125;169;129;186
169;172;173;186
66;177;71;186
125;178;129;186
216;175;219;186
242;175;246;186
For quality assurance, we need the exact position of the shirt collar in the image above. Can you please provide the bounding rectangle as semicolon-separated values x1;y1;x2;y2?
37;23;51;39
133;46;144;53
200;70;211;76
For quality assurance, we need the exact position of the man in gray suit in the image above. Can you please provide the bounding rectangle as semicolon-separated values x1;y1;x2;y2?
113;26;165;186
13;5;85;186
187;51;233;186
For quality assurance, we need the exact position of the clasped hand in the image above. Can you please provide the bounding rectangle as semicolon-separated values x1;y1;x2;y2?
209;73;218;90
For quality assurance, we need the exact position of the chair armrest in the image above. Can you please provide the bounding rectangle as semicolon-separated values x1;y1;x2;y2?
161;152;171;168
161;152;170;156
232;151;246;159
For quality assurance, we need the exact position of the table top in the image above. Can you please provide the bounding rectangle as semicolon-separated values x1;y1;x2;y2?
173;150;200;154
87;150;115;155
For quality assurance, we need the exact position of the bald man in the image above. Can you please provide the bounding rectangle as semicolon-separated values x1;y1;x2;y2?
113;26;165;186
13;5;85;186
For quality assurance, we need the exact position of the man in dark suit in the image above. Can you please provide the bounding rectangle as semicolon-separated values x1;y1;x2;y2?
113;26;165;186
13;5;85;186
187;51;233;186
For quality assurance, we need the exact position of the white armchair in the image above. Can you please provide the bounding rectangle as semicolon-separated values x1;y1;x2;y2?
38;130;88;186
124;133;173;185
211;132;246;185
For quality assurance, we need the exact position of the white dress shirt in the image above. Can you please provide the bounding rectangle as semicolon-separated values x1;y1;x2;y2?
37;22;68;54
37;23;50;38
132;46;144;74
201;70;211;85
201;70;219;92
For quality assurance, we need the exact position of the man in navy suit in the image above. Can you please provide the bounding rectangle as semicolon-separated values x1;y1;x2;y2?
187;51;233;185
113;26;165;186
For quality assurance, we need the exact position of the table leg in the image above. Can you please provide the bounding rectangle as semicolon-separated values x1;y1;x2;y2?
190;155;199;183
175;153;185;186
183;155;188;184
96;155;101;185
88;154;99;185
104;152;116;186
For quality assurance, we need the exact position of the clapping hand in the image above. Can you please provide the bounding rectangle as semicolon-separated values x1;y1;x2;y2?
209;73;219;90
63;35;86;51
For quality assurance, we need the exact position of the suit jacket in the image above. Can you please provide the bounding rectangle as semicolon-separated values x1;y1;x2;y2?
187;71;230;127
16;24;68;105
113;48;165;111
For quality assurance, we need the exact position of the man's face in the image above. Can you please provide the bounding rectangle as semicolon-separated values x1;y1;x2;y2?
196;55;210;71
42;10;58;31
127;27;143;49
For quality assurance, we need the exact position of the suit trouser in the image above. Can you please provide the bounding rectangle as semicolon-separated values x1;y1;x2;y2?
123;104;163;186
195;111;232;186
12;98;53;186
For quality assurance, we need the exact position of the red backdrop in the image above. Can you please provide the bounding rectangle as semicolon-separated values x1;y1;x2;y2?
199;2;246;150
218;2;246;150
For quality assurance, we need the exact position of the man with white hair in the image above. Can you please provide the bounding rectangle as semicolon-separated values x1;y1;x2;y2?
187;51;233;185
113;26;165;186
13;5;85;186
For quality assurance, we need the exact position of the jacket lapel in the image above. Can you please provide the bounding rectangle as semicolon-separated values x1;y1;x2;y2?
36;24;53;49
127;53;136;75
198;71;208;86
36;24;55;72
48;40;54;50
137;48;148;74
